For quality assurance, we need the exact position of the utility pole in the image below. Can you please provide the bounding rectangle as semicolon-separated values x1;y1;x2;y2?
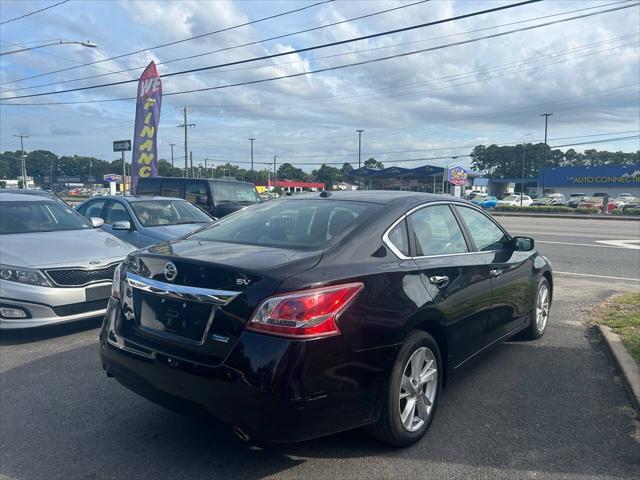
273;155;277;189
169;143;175;172
204;158;208;178
249;138;255;180
540;113;552;194
190;151;193;178
356;130;364;168
179;107;195;177
521;142;527;206
13;134;28;189
121;150;126;194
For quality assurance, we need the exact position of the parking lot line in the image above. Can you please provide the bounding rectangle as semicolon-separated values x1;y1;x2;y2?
555;271;640;282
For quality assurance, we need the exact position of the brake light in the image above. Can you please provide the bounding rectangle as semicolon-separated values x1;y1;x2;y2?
247;283;364;339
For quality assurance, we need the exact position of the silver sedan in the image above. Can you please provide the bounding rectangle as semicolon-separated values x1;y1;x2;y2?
0;193;135;329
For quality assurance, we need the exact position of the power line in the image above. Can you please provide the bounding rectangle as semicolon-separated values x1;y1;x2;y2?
0;0;70;25
188;135;640;167
0;0;333;86
0;0;544;100
3;1;637;106
0;0;433;93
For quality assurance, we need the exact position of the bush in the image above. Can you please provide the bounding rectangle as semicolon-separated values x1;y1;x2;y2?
624;208;640;216
494;206;599;214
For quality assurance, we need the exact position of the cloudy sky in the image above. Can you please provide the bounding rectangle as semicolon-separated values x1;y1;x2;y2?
0;0;638;173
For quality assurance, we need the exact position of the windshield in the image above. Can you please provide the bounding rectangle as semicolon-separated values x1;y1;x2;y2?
502;196;518;201
131;200;213;227
189;199;376;249
213;182;260;203
0;200;92;234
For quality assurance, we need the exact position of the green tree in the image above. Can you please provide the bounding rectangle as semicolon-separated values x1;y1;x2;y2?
277;162;305;180
364;157;384;169
339;162;353;181
312;164;340;189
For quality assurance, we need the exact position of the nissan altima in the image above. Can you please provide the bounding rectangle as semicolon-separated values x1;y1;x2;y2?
0;193;135;329
100;191;552;446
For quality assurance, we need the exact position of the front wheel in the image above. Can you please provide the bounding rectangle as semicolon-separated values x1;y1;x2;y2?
366;330;441;447
521;278;551;340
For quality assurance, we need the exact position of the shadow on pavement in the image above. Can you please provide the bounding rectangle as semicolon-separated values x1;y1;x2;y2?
0;316;102;346
1;336;638;480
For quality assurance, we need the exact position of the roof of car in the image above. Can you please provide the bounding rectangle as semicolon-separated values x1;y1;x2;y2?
137;177;255;186
283;190;473;206
0;192;57;202
92;195;188;203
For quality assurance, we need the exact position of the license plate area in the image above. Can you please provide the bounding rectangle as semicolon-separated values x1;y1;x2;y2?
133;291;214;343
85;284;111;302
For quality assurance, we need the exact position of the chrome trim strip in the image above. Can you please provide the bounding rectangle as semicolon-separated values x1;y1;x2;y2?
125;272;240;305
381;200;507;260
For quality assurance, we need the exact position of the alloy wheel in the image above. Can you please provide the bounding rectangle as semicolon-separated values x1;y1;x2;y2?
398;347;438;432
536;283;550;332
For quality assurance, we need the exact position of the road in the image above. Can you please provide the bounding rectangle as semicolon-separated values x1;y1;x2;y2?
496;216;640;281
1;216;639;480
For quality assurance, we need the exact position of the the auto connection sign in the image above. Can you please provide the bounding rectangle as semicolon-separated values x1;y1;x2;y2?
131;61;162;193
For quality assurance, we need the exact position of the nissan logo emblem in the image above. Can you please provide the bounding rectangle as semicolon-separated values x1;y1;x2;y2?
163;262;178;281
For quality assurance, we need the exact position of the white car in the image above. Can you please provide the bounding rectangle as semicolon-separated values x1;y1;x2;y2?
496;194;533;207
0;193;135;329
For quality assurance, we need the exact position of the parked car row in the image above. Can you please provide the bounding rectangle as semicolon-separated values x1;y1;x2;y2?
467;191;638;212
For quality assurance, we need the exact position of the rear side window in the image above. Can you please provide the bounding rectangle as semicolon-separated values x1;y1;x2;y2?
136;178;161;195
79;199;106;218
409;205;467;256
185;181;209;206
387;220;409;257
455;206;510;251
189;200;376;249
160;180;184;198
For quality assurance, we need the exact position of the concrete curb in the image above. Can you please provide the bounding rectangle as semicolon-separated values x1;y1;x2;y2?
490;212;640;221
597;325;640;415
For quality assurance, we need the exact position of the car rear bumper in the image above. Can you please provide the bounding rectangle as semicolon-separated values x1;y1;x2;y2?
99;300;396;442
0;280;110;329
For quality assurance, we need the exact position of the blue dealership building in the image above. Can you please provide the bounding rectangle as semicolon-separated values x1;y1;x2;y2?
539;164;640;197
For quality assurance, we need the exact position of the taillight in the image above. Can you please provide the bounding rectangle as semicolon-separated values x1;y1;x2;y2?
247;283;364;339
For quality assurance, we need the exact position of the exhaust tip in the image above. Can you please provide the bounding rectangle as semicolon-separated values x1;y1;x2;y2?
232;425;251;442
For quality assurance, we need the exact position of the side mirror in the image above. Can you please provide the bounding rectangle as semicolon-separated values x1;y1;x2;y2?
513;236;534;251
112;220;132;231
90;217;104;228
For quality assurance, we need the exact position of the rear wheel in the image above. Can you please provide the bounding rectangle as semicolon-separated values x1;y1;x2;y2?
366;330;441;447
521;278;551;340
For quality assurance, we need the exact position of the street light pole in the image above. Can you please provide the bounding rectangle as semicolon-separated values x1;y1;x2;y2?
521;142;527;206
540;113;552;194
356;130;364;168
249;138;255;180
0;39;98;56
169;143;175;172
13;134;28;189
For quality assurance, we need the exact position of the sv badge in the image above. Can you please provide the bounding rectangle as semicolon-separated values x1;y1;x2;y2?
235;278;250;286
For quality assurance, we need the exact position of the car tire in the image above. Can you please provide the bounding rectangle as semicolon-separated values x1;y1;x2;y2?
366;330;442;447
521;278;551;340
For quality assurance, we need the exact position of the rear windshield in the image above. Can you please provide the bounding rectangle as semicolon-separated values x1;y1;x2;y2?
188;199;376;249
131;200;213;227
0;201;92;234
213;182;260;204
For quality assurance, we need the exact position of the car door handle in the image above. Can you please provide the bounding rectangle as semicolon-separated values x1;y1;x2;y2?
490;269;503;278
429;275;449;287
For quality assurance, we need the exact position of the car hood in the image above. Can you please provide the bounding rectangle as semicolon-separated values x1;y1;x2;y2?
142;223;211;240
1;229;135;268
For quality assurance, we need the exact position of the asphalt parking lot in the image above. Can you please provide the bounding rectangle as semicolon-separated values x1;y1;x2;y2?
1;216;639;480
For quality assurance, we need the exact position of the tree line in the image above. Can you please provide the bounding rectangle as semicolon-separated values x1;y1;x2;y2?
470;143;638;178
1;145;636;189
0;150;385;188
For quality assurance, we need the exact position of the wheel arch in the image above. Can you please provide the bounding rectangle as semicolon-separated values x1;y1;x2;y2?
406;310;449;387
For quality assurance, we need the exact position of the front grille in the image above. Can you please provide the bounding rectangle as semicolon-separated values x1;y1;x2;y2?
45;264;118;287
52;299;109;317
